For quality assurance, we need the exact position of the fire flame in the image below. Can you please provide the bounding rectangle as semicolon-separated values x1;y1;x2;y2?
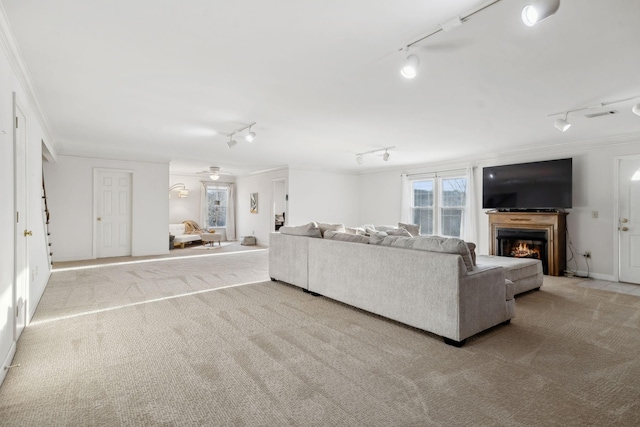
510;242;541;259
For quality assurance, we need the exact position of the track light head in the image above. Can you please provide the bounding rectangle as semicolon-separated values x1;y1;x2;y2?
401;54;419;79
356;155;363;165
383;151;390;161
554;113;571;132
522;0;560;27
632;103;640;117
227;137;237;148
245;131;256;142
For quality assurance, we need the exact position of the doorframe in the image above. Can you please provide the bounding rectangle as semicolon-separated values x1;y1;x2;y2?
271;178;287;232
12;92;29;340
613;154;640;283
92;167;134;259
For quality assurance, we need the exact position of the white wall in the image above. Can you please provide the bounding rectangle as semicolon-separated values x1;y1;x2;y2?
288;169;360;227
0;22;54;384
44;155;169;262
359;137;640;281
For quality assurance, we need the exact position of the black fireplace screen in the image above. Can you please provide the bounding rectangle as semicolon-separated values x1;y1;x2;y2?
496;228;548;274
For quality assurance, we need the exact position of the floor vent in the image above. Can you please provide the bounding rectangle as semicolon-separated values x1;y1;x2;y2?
585;110;618;118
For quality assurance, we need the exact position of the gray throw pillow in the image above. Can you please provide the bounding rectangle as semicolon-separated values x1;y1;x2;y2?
279;222;322;238
368;231;388;245
398;222;421;237
408;236;474;272
386;228;412;237
317;222;345;237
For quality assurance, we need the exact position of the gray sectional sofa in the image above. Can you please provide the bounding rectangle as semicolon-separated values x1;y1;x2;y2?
269;223;517;346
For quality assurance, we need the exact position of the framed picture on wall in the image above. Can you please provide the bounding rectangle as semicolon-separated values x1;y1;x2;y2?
250;193;258;213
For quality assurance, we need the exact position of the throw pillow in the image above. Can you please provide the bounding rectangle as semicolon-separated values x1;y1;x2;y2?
374;225;398;232
324;230;369;244
279;222;322;238
466;242;477;266
345;227;366;235
368;231;389;245
317;222;345;237
398;222;421;237
386;228;412;237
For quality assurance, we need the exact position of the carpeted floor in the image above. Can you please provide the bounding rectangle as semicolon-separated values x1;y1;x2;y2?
1;249;639;426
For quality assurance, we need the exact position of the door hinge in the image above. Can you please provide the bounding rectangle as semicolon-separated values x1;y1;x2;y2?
16;211;19;223
15;116;18;128
16;306;19;318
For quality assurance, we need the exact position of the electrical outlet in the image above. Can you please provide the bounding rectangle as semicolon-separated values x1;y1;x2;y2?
584;251;591;258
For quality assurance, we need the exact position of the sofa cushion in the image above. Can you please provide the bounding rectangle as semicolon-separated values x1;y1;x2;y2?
398;222;421;237
505;279;515;301
373;225;398;232
318;222;345;237
279;222;322;238
324;230;369;244
409;236;475;272
368;231;390;245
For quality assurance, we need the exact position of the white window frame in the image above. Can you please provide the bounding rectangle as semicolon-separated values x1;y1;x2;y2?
202;182;230;228
410;172;468;238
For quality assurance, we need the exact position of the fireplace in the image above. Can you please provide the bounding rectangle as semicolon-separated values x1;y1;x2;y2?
487;211;568;276
496;228;548;274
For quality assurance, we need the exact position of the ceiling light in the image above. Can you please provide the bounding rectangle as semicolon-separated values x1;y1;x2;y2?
210;174;220;181
209;166;221;180
633;103;640;117
227;135;237;148
400;52;419;79
522;0;560;27
355;146;395;164
245;125;256;142
554;113;571;132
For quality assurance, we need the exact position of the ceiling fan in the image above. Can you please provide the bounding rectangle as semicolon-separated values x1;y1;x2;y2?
196;166;231;181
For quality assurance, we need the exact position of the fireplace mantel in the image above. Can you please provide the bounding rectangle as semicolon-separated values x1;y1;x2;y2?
487;211;568;276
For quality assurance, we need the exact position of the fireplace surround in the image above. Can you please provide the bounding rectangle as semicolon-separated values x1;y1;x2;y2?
487;211;568;276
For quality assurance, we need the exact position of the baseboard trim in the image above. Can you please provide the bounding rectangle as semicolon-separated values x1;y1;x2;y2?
1;340;17;386
571;271;616;282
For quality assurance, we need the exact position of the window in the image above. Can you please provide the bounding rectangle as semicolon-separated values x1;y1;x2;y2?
204;185;228;227
411;175;467;238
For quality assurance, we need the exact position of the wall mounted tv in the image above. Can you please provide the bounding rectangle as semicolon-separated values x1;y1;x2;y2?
482;158;572;210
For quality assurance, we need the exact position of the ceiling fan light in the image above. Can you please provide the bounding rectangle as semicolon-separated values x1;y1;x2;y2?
400;54;419;79
210;174;220;181
554;118;571;132
632;103;640;116
522;0;560;27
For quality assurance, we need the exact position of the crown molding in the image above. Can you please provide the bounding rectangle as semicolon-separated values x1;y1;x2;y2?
0;3;58;159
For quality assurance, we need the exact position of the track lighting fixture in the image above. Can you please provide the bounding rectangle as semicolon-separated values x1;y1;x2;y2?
245;125;256;142
554;113;571;132
549;94;640;132
400;50;419;79
355;146;395;165
227;135;238;148
224;122;257;148
521;0;560;27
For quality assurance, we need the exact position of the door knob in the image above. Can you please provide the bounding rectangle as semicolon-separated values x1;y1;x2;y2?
97;217;102;221
23;230;32;236
620;226;629;232
621;218;629;223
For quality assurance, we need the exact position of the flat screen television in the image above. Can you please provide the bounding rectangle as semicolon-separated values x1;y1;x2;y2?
482;158;572;210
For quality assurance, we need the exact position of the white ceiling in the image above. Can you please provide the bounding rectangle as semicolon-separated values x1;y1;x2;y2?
3;0;640;176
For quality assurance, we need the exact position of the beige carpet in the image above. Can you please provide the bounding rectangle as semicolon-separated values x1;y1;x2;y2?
1;249;639;426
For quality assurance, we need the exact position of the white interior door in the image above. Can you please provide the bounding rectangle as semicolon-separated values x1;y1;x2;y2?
95;170;132;258
618;157;640;284
13;99;28;339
